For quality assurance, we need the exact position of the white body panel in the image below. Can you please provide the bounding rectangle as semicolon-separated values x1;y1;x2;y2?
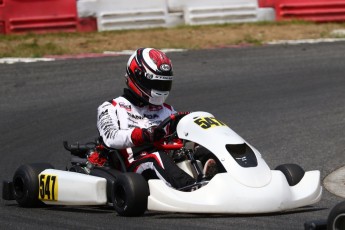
39;169;107;205
148;171;322;213
146;111;322;213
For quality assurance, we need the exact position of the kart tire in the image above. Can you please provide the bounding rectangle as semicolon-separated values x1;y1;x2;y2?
327;201;345;230
112;173;149;217
13;163;54;207
275;164;305;186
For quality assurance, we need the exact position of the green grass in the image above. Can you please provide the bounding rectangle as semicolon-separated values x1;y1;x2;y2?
4;38;67;57
1;21;344;58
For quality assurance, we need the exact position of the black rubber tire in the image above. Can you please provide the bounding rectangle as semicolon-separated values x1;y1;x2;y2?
112;173;149;216
90;167;122;203
327;201;345;230
13;163;54;207
275;163;305;186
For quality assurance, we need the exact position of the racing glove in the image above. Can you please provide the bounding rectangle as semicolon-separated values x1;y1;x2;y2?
131;126;166;146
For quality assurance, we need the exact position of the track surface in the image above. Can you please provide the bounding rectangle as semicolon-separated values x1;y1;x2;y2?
1;42;345;229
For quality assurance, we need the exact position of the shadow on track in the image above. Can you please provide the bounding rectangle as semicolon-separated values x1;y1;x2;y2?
144;206;328;219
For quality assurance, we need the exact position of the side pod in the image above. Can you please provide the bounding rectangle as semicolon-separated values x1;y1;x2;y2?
38;169;107;206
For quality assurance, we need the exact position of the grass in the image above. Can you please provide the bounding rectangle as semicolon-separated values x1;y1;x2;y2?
0;21;345;58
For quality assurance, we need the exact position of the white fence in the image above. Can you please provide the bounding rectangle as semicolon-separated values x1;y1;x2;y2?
78;0;168;31
183;0;259;25
77;0;274;31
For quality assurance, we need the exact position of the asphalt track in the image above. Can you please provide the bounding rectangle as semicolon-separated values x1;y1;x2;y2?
1;42;345;230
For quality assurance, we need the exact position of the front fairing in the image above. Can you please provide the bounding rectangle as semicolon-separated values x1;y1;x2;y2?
176;111;271;187
147;111;322;214
148;170;322;213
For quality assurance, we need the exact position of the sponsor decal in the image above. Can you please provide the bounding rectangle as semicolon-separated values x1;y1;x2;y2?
127;112;159;120
160;64;171;71
194;117;226;129
236;156;248;162
119;102;132;111
127;112;143;120
154;75;173;80
39;174;58;201
149;105;163;111
144;114;159;119
98;109;117;139
146;74;172;81
98;109;109;120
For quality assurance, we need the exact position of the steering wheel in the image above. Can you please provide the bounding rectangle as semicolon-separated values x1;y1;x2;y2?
153;112;189;150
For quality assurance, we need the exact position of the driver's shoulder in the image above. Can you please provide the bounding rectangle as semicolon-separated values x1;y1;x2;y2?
102;96;129;107
97;97;122;111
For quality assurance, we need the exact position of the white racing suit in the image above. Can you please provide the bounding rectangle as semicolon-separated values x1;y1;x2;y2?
97;89;196;189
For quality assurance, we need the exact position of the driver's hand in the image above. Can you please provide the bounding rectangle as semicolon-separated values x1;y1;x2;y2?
143;126;165;143
131;126;166;146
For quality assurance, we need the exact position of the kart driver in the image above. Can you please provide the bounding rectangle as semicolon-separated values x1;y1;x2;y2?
93;48;203;190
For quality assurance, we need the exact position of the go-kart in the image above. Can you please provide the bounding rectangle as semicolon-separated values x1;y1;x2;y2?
2;111;322;216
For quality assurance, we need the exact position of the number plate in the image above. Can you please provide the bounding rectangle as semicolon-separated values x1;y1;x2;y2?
194;117;226;129
38;174;58;201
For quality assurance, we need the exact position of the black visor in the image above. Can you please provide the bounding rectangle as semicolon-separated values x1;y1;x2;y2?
139;74;173;92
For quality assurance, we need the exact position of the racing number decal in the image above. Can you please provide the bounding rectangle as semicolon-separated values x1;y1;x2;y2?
38;174;58;201
194;117;226;129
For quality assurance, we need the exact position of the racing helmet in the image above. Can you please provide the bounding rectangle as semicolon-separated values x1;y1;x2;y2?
126;48;173;105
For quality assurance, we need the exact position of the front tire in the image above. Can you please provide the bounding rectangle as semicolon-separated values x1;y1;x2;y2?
13;163;54;207
112;173;149;216
275;164;305;186
328;201;345;230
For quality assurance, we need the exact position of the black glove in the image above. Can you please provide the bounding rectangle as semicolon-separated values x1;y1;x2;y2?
142;126;166;143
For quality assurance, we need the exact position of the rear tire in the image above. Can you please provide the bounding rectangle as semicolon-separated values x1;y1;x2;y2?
275;164;305;186
112;173;149;216
328;201;345;230
13;163;54;207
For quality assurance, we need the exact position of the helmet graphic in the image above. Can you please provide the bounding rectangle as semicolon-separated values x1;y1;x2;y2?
126;48;173;105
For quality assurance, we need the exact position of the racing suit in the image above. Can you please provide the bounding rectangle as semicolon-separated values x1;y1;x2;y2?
97;89;196;189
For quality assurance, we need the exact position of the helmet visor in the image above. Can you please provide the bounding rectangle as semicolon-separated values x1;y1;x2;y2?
141;73;173;91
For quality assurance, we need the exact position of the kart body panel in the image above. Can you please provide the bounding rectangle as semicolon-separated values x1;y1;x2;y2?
147;170;322;213
39;169;107;205
37;167;322;214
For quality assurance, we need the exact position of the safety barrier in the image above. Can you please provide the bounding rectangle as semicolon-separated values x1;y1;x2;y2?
183;0;259;25
2;0;345;35
258;0;276;8
77;0;97;18
167;0;183;12
0;20;4;34
258;0;345;22
90;0;168;31
275;0;345;22
0;0;3;34
77;17;98;33
0;0;79;34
